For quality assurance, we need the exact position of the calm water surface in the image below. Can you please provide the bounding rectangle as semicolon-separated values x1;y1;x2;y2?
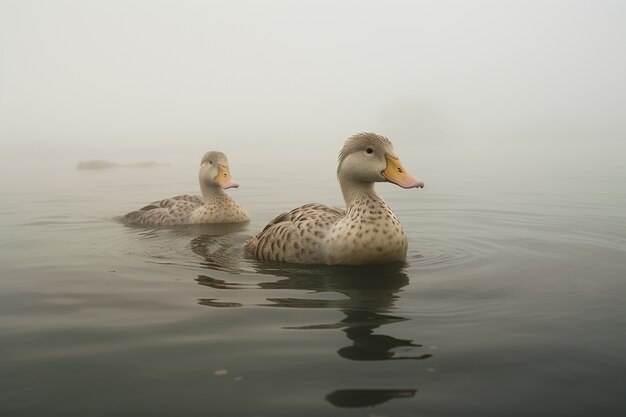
1;154;625;416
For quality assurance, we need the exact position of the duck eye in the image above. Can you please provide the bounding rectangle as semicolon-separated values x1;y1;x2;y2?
366;148;373;154
209;161;213;165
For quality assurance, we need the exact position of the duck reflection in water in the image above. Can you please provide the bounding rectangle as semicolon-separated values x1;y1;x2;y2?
335;310;432;361
192;235;431;408
326;388;417;408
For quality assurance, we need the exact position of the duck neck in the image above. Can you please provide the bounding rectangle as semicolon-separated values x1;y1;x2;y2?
200;182;225;200
339;174;378;207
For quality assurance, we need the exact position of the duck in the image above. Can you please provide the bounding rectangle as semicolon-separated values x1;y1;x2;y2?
245;132;423;265
116;151;250;226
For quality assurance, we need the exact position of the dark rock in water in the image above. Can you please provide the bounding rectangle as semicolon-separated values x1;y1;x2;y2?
77;160;118;169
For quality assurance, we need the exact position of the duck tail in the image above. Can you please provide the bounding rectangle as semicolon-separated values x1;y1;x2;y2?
244;236;258;256
113;210;144;225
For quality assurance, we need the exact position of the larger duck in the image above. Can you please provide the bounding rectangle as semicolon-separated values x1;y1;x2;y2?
117;151;249;226
245;132;424;265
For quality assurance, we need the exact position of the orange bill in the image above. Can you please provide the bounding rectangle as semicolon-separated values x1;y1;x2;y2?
215;164;239;189
382;155;424;189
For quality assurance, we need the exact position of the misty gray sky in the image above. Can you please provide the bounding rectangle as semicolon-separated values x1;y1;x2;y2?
1;0;625;175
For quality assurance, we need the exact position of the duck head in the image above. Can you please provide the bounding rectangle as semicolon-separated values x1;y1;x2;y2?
337;132;424;189
199;151;239;197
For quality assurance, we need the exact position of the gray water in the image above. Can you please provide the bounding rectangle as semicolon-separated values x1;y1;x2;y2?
1;153;626;417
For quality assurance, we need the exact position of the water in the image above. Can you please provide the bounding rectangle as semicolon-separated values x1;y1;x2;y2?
1;153;626;416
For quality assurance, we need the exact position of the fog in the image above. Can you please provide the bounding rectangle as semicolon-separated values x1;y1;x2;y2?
1;0;625;177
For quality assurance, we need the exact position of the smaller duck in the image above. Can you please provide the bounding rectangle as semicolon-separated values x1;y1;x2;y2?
116;151;249;226
245;132;423;265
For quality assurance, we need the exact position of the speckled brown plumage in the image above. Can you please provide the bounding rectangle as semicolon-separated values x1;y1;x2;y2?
119;193;250;226
245;203;346;263
245;132;423;265
116;151;249;226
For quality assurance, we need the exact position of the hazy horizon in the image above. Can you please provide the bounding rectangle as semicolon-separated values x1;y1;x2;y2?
1;0;625;177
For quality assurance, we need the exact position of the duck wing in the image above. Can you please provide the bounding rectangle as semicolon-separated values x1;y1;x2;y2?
117;194;204;226
245;203;346;263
